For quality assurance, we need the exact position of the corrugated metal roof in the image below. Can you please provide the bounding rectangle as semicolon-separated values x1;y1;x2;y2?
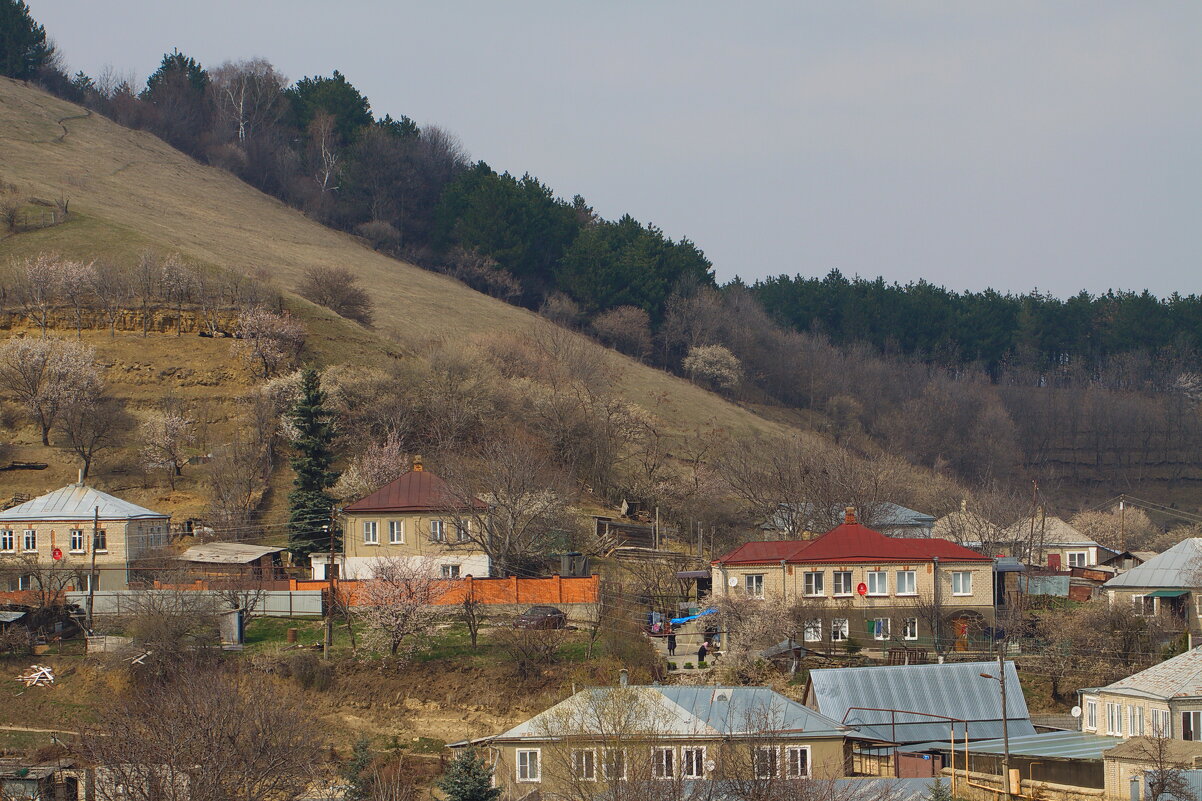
1002;516;1098;547
900;731;1122;760
342;468;487;513
808;661;1036;744
179;542;284;564
1103;539;1202;589
1095;646;1202;700
0;484;168;522
714;521;991;567
494;685;849;742
713;540;810;565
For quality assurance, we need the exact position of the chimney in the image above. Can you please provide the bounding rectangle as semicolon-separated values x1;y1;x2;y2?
960;499;967;513
413;455;423;472
76;468;84;487
619;669;629;687
844;506;856;525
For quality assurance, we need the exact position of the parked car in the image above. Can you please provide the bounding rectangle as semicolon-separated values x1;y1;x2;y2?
513;605;567;630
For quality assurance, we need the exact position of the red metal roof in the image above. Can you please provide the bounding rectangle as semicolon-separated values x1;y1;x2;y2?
343;468;487;513
714;515;992;566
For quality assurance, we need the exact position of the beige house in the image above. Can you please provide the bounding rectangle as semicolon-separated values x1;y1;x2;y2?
1102;539;1202;636
1001;514;1109;568
1081;647;1202;743
712;509;996;652
460;683;858;800
0;481;171;592
1102;737;1202;800
312;458;490;580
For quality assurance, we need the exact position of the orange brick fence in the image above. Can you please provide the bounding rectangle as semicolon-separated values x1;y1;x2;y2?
291;574;599;608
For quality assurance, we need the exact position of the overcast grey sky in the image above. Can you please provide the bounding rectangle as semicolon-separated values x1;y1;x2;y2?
32;1;1202;297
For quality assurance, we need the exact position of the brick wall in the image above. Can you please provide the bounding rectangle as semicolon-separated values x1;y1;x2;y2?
292;574;600;608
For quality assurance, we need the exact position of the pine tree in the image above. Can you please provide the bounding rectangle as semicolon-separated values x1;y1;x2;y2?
0;0;54;80
287;368;340;560
437;748;501;801
927;776;953;801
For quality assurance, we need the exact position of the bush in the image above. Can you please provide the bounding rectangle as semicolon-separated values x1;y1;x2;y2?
298;265;374;327
278;652;335;691
845;637;863;655
683;662;694;669
698;661;708;669
667;662;677;671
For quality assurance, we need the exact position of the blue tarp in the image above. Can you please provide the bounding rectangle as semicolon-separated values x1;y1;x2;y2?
671;607;717;626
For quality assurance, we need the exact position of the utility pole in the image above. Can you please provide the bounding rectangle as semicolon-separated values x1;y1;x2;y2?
1119;495;1127;552
323;512;336;659
86;506;99;633
983;651;1013;800
1028;480;1038;564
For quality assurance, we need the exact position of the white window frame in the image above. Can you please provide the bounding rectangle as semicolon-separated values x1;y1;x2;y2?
430;520;446;543
93;529;107;552
785;745;811;779
388;520;404;544
441;564;461;579
902;617;918;641
516;749;541;782
1184;711;1202;742
571;748;597;781
745;574;765;599
1085;700;1097;731
803;571;824;597
831;618;849;642
871;618;890;640
1153;708;1170;737
1134;595;1157;616
803;619;822;643
455;521;471;543
652;746;674;779
896;570;917;596
602;748;627;781
70;529;86;553
1106;703;1122;736
681;746;706;779
753;746;779;779
1066;551;1089;568
832;571;853;596
22;529;36;552
0;530;13;552
866;571;888;596
952;571;972;596
1133;706;1145;736
362;520;378;545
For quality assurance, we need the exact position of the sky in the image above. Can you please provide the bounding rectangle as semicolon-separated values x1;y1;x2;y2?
31;1;1202;297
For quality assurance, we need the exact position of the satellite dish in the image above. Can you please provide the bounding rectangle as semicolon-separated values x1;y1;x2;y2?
728;577;739;587
1070;706;1082;719
705;760;717;772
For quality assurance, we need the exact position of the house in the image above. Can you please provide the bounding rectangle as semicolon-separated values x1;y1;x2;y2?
458;681;862;799
1001;514;1112;568
761;502;935;539
1101;539;1202;633
312;457;490;581
712;508;996;652
0;479;171;591
932;501;1006;554
1102;737;1202;800
1080;646;1202;741
1101;549;1159;574
177;543;287;583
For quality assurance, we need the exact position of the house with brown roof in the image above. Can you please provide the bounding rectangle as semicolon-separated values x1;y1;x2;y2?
311;457;491;580
711;508;996;653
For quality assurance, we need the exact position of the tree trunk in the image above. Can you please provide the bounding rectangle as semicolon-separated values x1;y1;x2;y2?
40;425;50;446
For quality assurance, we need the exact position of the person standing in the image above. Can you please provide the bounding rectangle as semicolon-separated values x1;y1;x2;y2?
697;642;708;663
667;630;677;656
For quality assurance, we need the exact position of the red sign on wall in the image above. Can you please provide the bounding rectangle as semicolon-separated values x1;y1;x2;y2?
51;548;63;561
856;582;867;596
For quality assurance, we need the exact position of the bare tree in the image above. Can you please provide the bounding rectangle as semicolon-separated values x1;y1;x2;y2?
140;403;196;489
357;557;442;658
309;112;341;195
205;433;272;528
1133;732;1200;801
60;259;97;338
460;591;485;649
0;337;100;445
160;254;195;336
208;58;287;143
0;554;84;629
299;265;374;326
62;391;131;479
117;586;222;656
232;306;306;378
92;261;133;336
592;305;653;359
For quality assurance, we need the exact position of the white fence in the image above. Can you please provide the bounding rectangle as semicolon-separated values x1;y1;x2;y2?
66;590;325;618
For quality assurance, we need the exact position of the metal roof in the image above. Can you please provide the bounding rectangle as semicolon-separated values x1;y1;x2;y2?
899;731;1123;760
0;610;27;623
343;467;487;513
179;542;284;564
807;661;1036;744
1103;539;1202;590
493;685;851;742
0;483;168;522
1093;646;1202;701
1002;516;1098;547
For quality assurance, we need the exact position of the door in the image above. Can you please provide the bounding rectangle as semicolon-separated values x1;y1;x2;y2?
1047;553;1061;569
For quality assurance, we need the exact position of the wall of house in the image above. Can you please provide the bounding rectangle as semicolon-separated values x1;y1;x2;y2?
1080;691;1175;739
341;511;491;576
0;516;169;591
1106;588;1202;635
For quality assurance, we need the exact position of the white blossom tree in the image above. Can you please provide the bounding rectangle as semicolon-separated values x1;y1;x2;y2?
17;252;65;336
357;557;442;658
60;259;97;338
231;306;306;378
0;337;100;445
683;344;742;390
334;429;408;500
140;405;197;489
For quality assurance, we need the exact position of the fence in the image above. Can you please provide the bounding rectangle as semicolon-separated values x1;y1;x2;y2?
65;589;324;617
291;574;600;608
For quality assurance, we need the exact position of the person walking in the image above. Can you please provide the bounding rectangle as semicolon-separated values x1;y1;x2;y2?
667;631;677;656
697;642;708;664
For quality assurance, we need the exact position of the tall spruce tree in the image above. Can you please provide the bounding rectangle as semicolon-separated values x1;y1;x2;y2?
0;0;54;80
287;368;340;559
436;749;501;801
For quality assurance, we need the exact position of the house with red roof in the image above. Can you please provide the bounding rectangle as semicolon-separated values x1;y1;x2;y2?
711;508;995;653
311;456;491;580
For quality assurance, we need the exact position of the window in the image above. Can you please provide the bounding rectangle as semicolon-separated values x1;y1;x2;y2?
902;617;918;640
572;749;596;781
804;619;822;643
516;749;540;782
952;572;972;596
896;570;917;596
0;530;12;552
388;520;404;544
1085;700;1097;730
803;572;824;596
1107;703;1122;736
753;746;778;779
833;571;853;596
870;618;890;640
9;574;32;592
652;747;674;779
362;521;378;545
455;522;471;543
1153;708;1171;737
866;571;888;596
785;746;810;779
441;564;461;579
1184;711;1202;741
682;747;706;779
1134;595;1157;616
22;530;36;552
430;520;446;543
603;749;626;781
745;574;765;599
831;618;849;641
93;529;107;552
1067;551;1089;568
1132;706;1145;736
70;529;86;552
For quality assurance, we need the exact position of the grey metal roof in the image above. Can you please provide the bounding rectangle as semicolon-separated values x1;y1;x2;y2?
0;610;27;623
494;685;850;742
1103;539;1202;590
179;543;284;564
958;730;1123;760
807;661;1036;744
1093;646;1202;701
0;484;168;522
1002;516;1099;547
764;502;934;533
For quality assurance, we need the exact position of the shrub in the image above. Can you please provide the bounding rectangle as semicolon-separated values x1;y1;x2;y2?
667;662;677;671
298;266;374;327
683;662;694;669
698;660;708;669
286;652;335;691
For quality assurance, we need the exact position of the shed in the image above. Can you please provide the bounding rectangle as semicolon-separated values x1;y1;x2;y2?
178;543;286;580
